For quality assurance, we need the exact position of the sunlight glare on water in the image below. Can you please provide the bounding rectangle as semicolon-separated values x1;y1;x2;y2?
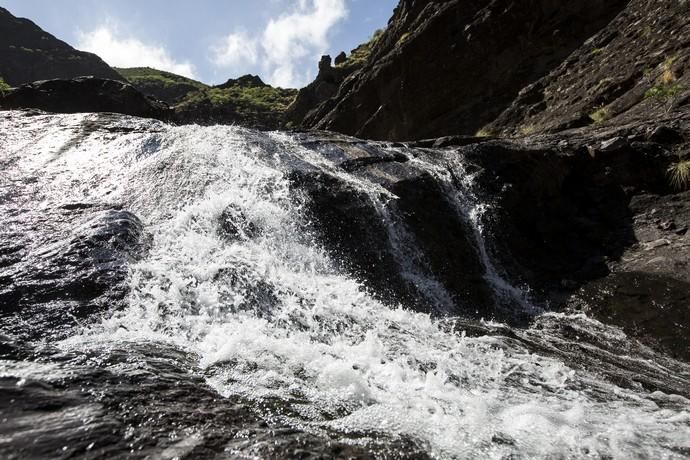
8;112;687;459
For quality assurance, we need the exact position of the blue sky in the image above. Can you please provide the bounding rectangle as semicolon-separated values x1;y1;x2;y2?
0;0;396;87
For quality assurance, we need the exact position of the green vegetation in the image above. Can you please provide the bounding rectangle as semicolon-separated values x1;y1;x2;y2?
591;47;604;55
644;56;683;107
116;67;207;91
668;159;690;191
589;105;610;123
475;128;495;137
176;83;297;128
179;84;296;113
645;83;683;99
0;77;11;96
336;28;385;70
117;66;297;127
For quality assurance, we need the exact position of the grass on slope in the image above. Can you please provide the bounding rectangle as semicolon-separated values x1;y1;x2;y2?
178;84;297;116
116;67;207;90
117;66;297;126
336;28;385;71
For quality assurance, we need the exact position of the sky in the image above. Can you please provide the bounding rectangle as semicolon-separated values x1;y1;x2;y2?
0;0;396;88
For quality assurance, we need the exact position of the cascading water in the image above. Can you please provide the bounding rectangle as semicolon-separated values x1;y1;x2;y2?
1;111;689;459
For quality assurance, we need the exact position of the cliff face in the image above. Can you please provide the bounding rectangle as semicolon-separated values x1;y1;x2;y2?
0;7;123;86
485;0;690;136
298;0;690;142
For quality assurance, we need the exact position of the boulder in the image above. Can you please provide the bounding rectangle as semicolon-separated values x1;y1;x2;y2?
0;77;171;119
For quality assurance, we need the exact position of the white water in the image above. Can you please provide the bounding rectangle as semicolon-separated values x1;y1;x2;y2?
4;112;690;459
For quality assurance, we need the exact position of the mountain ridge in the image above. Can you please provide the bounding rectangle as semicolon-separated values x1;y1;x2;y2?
0;6;124;86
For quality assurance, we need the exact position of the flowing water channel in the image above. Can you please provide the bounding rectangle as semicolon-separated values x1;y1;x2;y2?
1;111;689;459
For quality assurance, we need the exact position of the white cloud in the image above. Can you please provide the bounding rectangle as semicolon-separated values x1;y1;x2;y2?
210;0;348;88
211;31;258;68
77;26;197;79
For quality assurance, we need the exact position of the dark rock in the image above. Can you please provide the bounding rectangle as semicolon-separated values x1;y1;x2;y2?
285;51;364;128
318;55;332;73
570;272;690;361
334;51;347;66
0;77;171;120
565;190;690;360
0;7;124;86
218;205;259;240
214;74;267;89
487;0;690;136
289;137;505;318
298;0;629;140
648;126;685;144
460;140;634;303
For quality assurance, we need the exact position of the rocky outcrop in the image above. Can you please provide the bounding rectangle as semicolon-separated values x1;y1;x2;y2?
285;55;360;128
0;7;124;86
299;0;630;141
0;77;171;120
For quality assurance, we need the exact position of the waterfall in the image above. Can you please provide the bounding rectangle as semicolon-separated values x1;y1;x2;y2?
2;111;689;459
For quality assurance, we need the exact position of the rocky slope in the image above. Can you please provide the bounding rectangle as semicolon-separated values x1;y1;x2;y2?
296;0;690;143
0;7;123;87
485;0;690;137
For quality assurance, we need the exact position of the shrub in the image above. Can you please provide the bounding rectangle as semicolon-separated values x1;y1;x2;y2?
475;128;494;137
645;83;683;99
589;105;610;123
0;77;11;96
668;159;690;191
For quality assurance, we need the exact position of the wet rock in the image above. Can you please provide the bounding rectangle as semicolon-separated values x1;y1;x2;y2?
290;138;497;318
218;205;258;240
1;344;423;459
461;140;634;302
0;77;171;120
570;272;690;361
212;266;279;318
0;209;145;341
567;191;690;360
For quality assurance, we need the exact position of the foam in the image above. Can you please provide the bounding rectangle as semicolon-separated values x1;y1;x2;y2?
4;113;686;459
